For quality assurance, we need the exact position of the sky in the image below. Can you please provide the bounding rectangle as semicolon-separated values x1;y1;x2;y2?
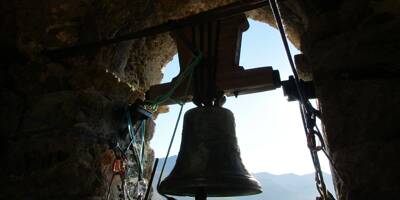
150;19;331;176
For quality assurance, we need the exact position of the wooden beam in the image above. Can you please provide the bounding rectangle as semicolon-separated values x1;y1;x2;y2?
146;66;281;105
146;12;281;106
44;0;268;54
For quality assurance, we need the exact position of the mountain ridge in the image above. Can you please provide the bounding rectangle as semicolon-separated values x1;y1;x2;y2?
151;156;335;200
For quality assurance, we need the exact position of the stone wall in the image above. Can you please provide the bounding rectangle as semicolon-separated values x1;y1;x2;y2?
0;0;251;199
302;1;400;199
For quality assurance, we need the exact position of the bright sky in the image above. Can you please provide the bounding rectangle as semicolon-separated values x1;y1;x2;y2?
150;19;331;175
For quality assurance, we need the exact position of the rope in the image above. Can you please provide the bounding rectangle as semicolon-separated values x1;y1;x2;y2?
109;49;201;200
156;80;194;200
268;1;336;199
144;158;159;200
146;51;203;110
139;120;146;179
268;0;306;105
156;103;184;200
156;50;199;200
125;118;145;181
108;29;202;200
126;110;139;148
106;173;116;200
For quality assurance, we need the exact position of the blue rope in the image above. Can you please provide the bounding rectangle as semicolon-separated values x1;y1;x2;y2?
139;120;146;178
125;125;142;154
127;109;136;144
125;109;145;180
156;51;197;200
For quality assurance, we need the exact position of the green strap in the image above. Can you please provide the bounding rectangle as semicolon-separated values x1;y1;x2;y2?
147;52;203;109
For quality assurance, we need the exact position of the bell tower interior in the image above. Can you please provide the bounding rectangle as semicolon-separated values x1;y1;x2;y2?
1;0;399;200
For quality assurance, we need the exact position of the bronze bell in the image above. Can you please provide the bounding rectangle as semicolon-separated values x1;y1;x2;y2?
158;106;262;197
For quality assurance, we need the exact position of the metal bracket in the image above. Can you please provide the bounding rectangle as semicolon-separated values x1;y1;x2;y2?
281;75;316;101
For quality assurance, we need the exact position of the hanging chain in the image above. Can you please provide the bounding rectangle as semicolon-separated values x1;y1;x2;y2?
300;103;335;200
267;0;336;199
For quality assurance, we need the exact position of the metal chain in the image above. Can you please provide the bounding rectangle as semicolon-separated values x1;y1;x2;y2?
300;104;335;200
267;0;337;199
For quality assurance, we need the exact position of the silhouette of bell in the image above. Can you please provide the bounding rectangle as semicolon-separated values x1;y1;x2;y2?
158;106;262;197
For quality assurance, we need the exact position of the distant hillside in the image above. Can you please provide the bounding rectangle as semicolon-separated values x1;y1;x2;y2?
151;156;334;200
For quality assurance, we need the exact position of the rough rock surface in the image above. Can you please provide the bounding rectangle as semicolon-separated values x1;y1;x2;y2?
1;0;400;199
302;1;400;199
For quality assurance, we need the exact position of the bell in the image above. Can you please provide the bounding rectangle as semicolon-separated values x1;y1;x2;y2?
158;106;262;197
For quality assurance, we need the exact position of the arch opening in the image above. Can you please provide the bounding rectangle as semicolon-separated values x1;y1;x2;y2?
150;19;333;200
